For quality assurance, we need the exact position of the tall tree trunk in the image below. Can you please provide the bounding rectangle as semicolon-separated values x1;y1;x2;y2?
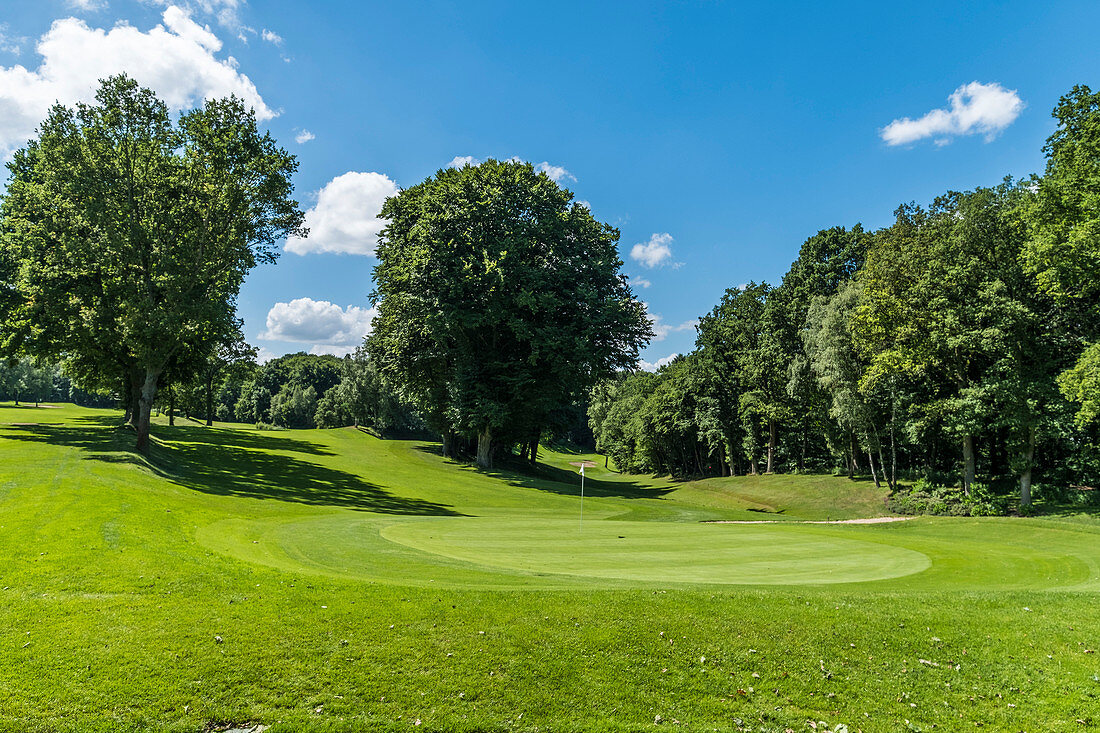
849;431;858;478
890;401;897;490
441;431;455;458
766;419;777;473
168;386;175;426
962;434;976;496
749;456;758;475
135;368;160;452
1019;427;1036;508
205;373;214;426
877;442;890;492
867;446;880;489
476;426;493;468
128;368;143;429
890;427;897;491
528;429;540;466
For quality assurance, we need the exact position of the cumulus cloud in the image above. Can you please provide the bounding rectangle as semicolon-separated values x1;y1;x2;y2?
535;161;576;182
261;28;282;45
647;309;696;342
631;276;652;289
639;353;679;372
631;233;675;269
295;128;315;144
0;7;273;156
285;171;399;256
260;298;377;347
881;81;1024;146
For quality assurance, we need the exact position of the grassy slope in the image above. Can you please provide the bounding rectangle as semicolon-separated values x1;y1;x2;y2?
2;403;1100;732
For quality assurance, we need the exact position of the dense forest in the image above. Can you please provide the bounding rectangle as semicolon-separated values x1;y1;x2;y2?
589;86;1100;512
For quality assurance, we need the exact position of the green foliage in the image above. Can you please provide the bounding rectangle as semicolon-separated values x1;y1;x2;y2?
1025;84;1100;301
1023;85;1100;430
0;75;304;448
312;347;420;433
1059;342;1100;426
888;480;1008;517
269;384;318;428
368;158;650;466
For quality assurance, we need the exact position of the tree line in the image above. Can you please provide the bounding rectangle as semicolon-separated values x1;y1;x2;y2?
590;85;1100;510
0;359;114;408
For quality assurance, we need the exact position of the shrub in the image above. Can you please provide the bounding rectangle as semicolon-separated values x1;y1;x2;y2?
888;480;1008;516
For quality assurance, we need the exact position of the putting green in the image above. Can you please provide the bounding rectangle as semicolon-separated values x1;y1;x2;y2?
377;518;931;585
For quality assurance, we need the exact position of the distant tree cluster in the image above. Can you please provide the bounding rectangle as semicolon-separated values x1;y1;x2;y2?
590;85;1100;510
155;349;420;434
0;359;113;408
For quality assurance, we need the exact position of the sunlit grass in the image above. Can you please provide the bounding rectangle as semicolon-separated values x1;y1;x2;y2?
2;402;1099;732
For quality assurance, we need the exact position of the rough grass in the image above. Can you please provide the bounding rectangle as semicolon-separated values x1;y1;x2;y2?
2;402;1100;732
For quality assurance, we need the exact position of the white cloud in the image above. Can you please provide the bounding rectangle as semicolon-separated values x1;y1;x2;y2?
646;308;696;342
255;346;277;364
68;0;108;11
447;156;573;182
639;353;679;372
295;128;315;144
143;0;246;32
535;161;576;182
447;155;480;168
575;199;591;210
0;7;274;157
309;344;357;357
631;232;675;269
0;25;26;55
260;298;377;347
261;28;282;45
285;171;399;256
881;81;1024;146
632;276;652;289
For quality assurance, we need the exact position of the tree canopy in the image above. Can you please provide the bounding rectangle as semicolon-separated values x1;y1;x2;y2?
0;75;304;449
368;159;651;467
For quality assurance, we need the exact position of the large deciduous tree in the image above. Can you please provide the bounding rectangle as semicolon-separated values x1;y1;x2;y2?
0;75;304;450
368;159;651;468
1024;85;1100;429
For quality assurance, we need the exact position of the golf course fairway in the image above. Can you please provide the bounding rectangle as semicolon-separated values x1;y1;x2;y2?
4;403;1100;732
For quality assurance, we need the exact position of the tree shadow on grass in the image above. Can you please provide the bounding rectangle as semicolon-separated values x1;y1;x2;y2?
2;422;462;516
411;443;676;500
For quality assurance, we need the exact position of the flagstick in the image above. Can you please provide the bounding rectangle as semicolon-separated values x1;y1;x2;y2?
580;464;585;529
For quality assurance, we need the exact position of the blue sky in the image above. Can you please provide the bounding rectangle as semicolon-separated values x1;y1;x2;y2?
2;1;1098;367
